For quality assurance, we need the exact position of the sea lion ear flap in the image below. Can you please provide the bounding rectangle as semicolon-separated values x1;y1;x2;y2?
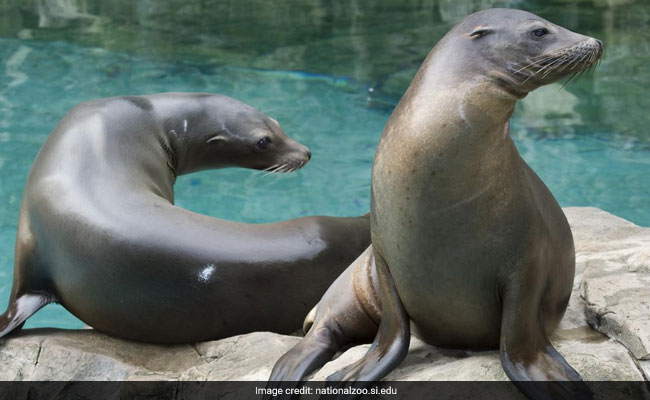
469;26;493;39
206;134;227;144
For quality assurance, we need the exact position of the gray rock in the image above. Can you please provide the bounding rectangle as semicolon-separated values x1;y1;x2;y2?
564;207;650;360
641;360;650;381
0;330;295;381
0;207;647;397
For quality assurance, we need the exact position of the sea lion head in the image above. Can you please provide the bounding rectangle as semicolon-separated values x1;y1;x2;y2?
167;94;311;175
454;9;603;96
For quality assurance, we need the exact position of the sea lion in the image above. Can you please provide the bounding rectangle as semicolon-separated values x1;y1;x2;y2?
0;92;371;344
268;9;602;399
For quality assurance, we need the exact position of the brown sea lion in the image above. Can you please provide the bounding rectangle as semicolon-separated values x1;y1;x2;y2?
268;9;602;400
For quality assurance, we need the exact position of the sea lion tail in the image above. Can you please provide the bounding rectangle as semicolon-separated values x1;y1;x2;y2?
0;293;50;339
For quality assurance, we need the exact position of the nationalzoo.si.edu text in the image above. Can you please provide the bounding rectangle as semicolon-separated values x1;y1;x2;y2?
256;385;397;397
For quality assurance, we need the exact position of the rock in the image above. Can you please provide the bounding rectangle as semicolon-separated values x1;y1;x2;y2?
0;330;295;381
564;207;650;360
180;333;300;380
641;360;650;381
584;274;650;360
0;208;647;398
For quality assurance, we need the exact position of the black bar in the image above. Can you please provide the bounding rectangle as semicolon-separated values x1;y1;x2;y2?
0;381;648;400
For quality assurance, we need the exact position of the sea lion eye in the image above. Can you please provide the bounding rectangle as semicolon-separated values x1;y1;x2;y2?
531;28;549;38
257;137;272;150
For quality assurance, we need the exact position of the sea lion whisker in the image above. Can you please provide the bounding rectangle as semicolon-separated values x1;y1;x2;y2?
527;53;558;63
590;49;597;66
521;62;548;83
558;54;577;72
262;164;286;178
564;70;585;87
573;50;592;70
521;53;569;83
514;55;556;75
536;55;568;77
591;47;601;67
521;65;547;84
575;68;589;81
560;48;585;72
513;61;545;76
568;52;585;71
540;59;566;78
540;55;572;78
516;55;553;69
254;164;280;176
275;164;290;174
554;56;573;70
560;70;581;89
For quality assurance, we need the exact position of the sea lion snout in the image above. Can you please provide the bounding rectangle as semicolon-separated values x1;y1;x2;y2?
500;26;603;91
270;139;312;173
529;34;603;85
248;132;311;174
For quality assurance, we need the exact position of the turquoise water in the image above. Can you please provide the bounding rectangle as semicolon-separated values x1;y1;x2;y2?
0;0;649;329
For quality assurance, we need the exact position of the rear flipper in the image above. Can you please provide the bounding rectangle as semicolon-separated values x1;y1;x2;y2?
0;293;51;339
265;247;379;399
500;284;592;400
268;324;340;383
325;253;410;384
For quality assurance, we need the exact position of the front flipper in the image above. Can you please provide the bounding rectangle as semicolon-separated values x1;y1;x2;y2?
326;254;410;384
500;286;592;400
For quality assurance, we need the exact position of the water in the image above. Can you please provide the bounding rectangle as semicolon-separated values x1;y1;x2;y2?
0;0;648;329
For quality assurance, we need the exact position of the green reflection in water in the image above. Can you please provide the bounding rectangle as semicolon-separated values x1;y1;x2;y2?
0;0;648;142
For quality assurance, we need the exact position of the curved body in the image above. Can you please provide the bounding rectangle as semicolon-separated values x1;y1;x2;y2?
268;9;602;400
0;93;370;344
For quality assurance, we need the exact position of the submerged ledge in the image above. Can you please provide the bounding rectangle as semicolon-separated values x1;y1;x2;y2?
0;208;648;397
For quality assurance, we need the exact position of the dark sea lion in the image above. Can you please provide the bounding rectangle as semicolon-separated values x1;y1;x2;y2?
0;92;371;344
268;9;602;399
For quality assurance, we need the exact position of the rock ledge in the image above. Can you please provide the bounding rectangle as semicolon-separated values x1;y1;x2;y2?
1;208;649;399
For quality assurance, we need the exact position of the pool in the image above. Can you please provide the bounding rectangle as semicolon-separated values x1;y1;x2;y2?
0;0;648;329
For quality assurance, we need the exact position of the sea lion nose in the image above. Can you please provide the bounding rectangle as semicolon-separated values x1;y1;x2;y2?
306;150;312;160
594;38;604;58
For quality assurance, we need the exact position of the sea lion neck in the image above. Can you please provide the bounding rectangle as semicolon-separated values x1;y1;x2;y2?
399;48;519;147
148;93;227;177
